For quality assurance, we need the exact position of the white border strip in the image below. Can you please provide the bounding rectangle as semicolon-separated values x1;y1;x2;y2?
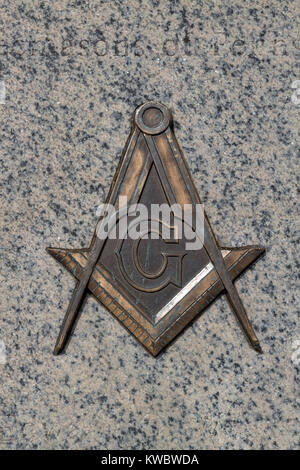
155;250;230;324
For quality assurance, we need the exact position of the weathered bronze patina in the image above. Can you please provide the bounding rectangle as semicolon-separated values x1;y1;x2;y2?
48;101;265;356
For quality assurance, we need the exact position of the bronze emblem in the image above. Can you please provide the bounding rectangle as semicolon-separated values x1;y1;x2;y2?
48;101;265;356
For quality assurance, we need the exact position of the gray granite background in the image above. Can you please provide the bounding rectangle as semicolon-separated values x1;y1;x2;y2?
0;0;299;450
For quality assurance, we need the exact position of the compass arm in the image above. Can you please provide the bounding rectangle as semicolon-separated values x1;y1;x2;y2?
166;127;262;353
202;217;262;353
53;128;141;355
53;238;102;355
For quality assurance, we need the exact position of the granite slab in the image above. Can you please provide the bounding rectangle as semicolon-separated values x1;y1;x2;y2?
0;0;299;449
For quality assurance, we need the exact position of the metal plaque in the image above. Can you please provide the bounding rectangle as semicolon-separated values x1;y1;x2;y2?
48;101;265;356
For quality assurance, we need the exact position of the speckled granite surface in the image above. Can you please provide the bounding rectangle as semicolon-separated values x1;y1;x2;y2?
0;0;299;450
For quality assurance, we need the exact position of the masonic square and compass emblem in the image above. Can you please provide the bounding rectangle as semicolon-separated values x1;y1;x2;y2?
47;101;265;356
